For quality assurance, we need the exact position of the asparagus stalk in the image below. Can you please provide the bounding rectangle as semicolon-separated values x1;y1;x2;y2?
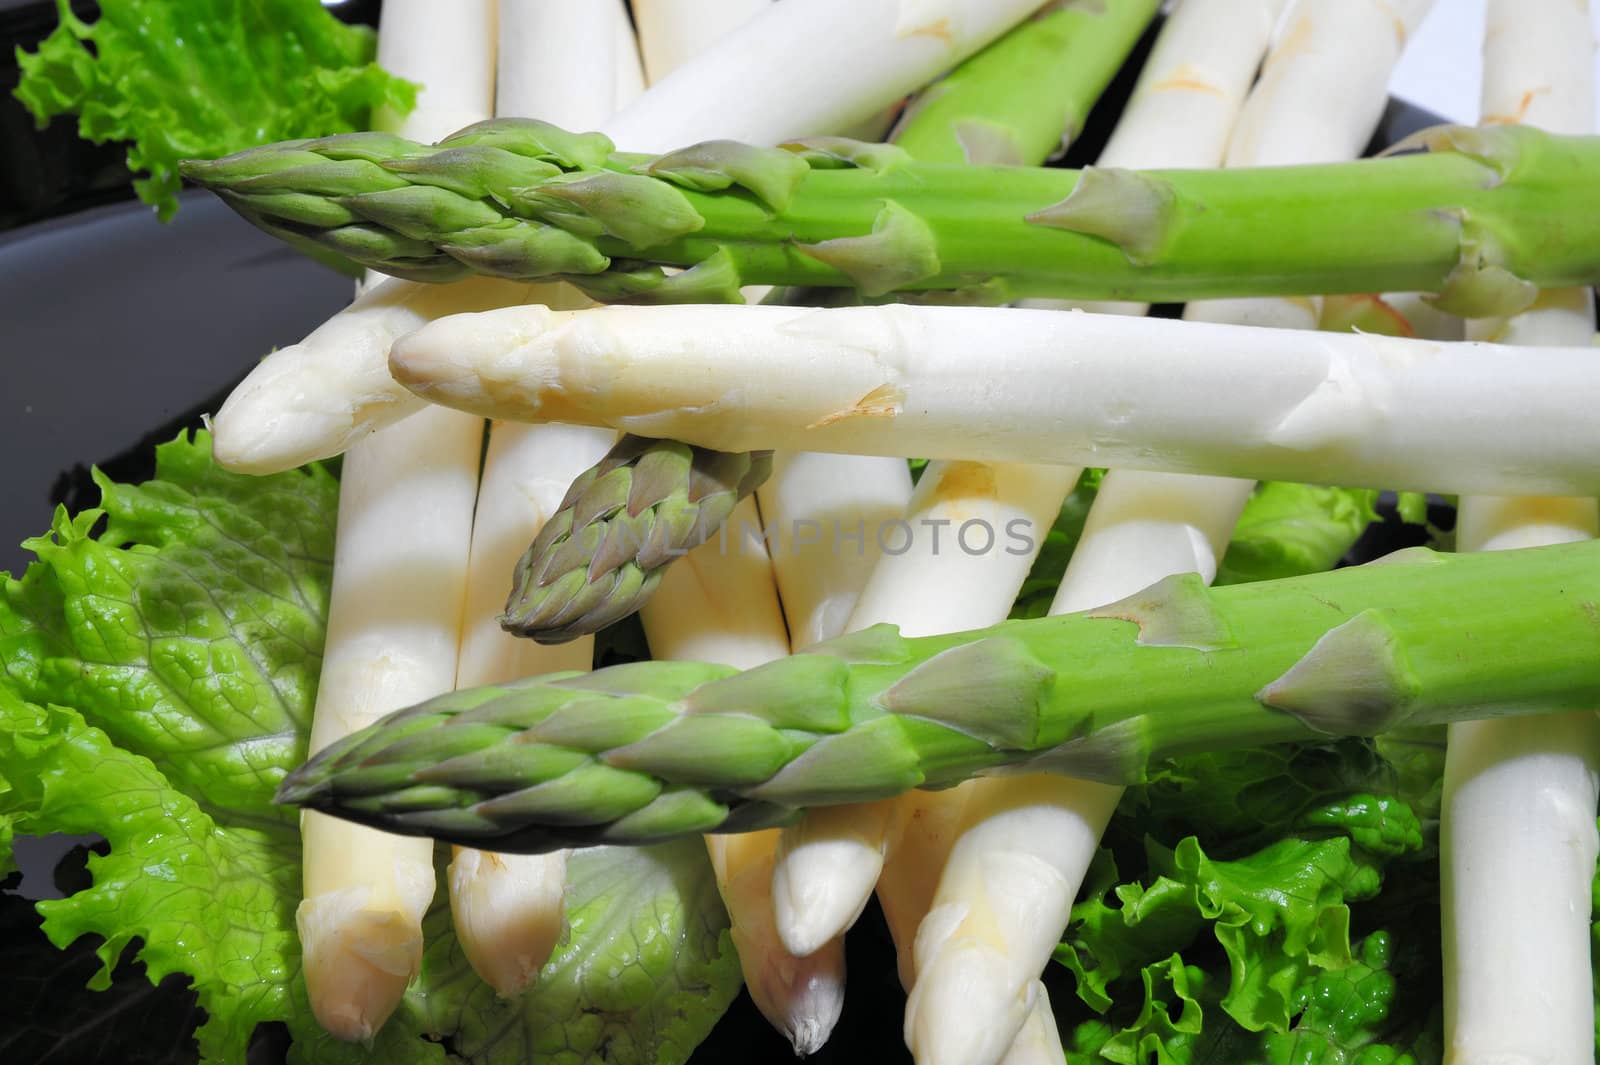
294;0;496;1040
208;276;540;475
637;491;847;1055
769;1;1160;976
184;120;1600;316
202;0;1055;476
888;0;1161;164
389;300;1600;499
277;538;1600;850
772;461;1075;959
1441;5;1600;1061
499;435;773;643
443;0;645;1000
754;451;913;653
604;0;1057;151
908;7;1434;1062
631;0;772;88
622;5;848;1053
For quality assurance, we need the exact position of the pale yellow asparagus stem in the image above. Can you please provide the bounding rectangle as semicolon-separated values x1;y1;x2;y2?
295;1;495;1042
773;460;1073;957
639;500;848;1053
1442;7;1600;1060
767;458;1077;1065
297;2;496;1036
904;5;1433;1064
875;789;974;992
442;0;641;999
632;0;772;86
755;453;914;652
621;4;848;1052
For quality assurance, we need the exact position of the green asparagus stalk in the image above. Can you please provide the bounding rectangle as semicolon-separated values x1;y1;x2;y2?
889;0;1161;164
183;122;1599;317
276;538;1600;854
500;434;772;643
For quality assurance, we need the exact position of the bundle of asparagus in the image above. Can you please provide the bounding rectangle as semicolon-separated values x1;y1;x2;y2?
173;1;1600;1062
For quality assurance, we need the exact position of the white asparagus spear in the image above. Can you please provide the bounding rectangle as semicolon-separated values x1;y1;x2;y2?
621;4;848;1052
209;0;1055;475
755;452;913;653
388;298;1600;499
447;416;609;1000
445;0;642;999
771;460;1073;956
606;0;1055;151
639;504;849;1054
611;1;648;110
296;2;496;1041
1441;5;1600;1060
905;6;1433;1062
209;277;540;476
632;0;773;87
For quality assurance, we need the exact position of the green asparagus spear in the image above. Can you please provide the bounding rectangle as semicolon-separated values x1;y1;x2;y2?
183;123;1598;317
501;435;772;644
275;539;1600;854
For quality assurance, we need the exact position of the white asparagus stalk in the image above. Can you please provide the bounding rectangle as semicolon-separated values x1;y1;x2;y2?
209;0;1054;474
906;7;1431;1062
638;500;848;1053
388;299;1600;498
447;417;608;1000
755;452;914;652
445;0;642;998
1228;0;1433;166
209;275;538;476
495;0;621;132
703;828;850;1056
632;0;773;87
611;1;647;111
994;984;1067;1065
622;4;848;1052
1099;0;1290;171
875;787;974;991
296;2;496;1041
606;0;1055;151
1441;5;1600;1061
771;460;1073;956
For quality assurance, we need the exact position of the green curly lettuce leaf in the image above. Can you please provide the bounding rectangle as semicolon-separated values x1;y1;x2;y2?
0;432;741;1065
0;686;302;1062
13;0;416;220
0;435;338;825
1214;483;1382;586
1056;736;1448;1064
